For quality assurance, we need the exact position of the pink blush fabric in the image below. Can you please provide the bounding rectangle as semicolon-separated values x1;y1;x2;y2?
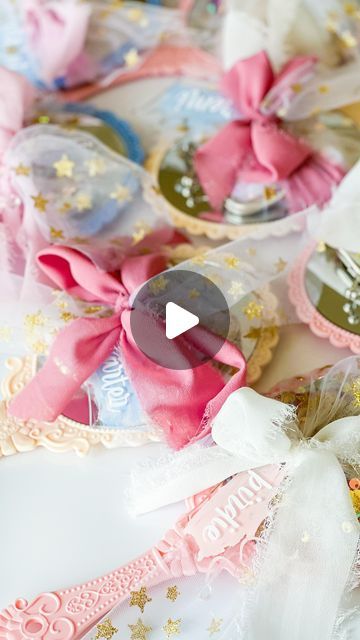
0;68;34;153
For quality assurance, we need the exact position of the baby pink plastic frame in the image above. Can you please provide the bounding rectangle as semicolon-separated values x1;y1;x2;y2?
288;242;360;354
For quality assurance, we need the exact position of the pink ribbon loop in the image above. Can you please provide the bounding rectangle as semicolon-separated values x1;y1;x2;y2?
10;235;247;449
195;51;344;210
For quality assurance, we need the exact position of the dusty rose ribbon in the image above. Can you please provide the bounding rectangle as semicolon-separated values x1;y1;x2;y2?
195;51;345;210
10;232;246;449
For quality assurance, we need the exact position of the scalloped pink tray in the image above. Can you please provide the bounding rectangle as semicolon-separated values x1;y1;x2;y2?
288;242;360;354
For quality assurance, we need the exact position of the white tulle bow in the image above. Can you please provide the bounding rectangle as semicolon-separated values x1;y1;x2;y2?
132;388;360;640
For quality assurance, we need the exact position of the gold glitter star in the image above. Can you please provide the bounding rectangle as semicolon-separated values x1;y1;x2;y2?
162;618;181;638
207;618;223;635
275;257;287;273
32;193;49;213
224;255;240;269
263;186;277;201
344;2;357;15
95;618;118;640
149;275;169;295
30;340;48;354
110;185;132;203
124;48;140;67
318;85;330;94
188;288;200;299
128;618;152;640
85;156;106;177
352;378;360;408
24;310;45;331
340;30;357;48
291;83;303;93
60;311;77;323
127;7;148;25
244;327;262;340
53;154;75;178
129;587;152;613
0;326;12;342
317;240;327;253
84;305;103;315
190;254;206;266
14;163;30;176
243;301;263;320
50;227;64;240
166;586;180;602
76;193;92;212
228;281;244;297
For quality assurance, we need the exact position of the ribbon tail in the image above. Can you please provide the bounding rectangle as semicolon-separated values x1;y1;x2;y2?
9;315;121;422
195;121;251;209
243;449;360;640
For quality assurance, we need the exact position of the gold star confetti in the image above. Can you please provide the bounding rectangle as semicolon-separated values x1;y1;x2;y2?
127;7;148;25
291;83;303;93
163;618;181;638
60;311;77;323
275;257;287;273
53;154;75;178
124;48;140;67
243;301;263;320
352;378;360;408
76;193;92;212
50;227;64;240
30;340;48;354
244;327;262;340
207;618;223;636
110;185;132;203
24;311;45;331
0;326;12;342
318;85;330;94
166;586;180;602
94;618;118;640
344;2;358;15
317;240;326;253
228;281;244;297
14;163;30;176
6;45;18;55
32;193;49;213
84;305;103;315
85;156;106;177
149;275;169;295
188;288;200;299
224;255;240;269
263;186;277;201
128;618;152;640
60;202;72;214
129;587;152;613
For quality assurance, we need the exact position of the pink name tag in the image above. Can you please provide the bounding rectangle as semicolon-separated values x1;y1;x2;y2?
185;464;285;560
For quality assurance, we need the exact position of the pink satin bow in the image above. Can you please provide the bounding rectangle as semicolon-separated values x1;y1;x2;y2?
195;51;345;211
23;0;91;84
10;232;247;449
0;68;34;154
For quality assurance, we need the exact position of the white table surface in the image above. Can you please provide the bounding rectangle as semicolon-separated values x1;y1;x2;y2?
0;80;356;630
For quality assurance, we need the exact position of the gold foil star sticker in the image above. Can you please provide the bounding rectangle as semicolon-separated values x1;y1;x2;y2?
53;154;75;178
129;587;152;613
110;185;132;203
224;255;240;269
76;193;92;212
32;193;49;213
85;156;106;177
166;586;180;602
275;257;287;273
124;48;140;67
50;227;64;240
95;618;118;640
163;618;181;638
243;301;263;320
14;163;30;176
128;618;152;640
207;618;223;635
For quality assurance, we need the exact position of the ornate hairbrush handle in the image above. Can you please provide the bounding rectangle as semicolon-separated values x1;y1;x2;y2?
0;548;173;640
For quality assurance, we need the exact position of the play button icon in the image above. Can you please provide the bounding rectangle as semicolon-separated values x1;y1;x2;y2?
165;302;199;339
130;269;231;370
